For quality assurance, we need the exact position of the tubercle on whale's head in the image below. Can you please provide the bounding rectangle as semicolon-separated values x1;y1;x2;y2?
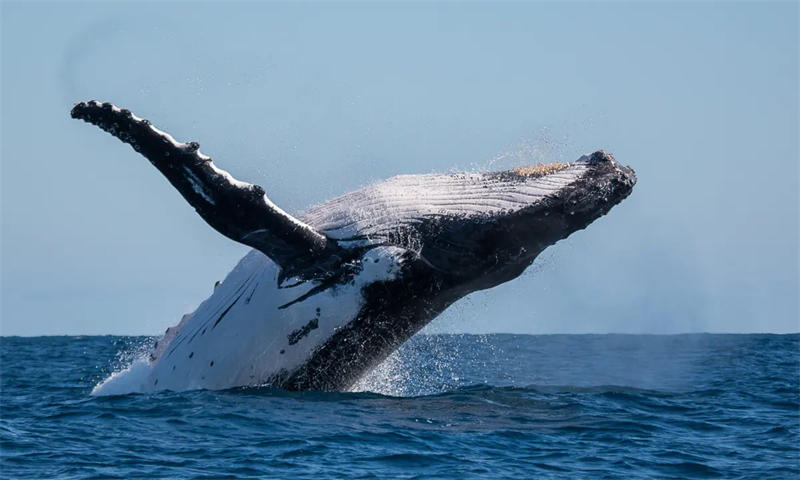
429;150;636;289
546;150;637;224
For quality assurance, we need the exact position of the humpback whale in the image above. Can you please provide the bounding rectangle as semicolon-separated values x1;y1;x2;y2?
72;101;636;394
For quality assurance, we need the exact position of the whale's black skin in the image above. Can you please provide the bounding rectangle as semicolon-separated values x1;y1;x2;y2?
73;100;636;392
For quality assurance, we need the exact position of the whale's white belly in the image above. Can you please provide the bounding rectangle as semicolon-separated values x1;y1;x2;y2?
93;247;407;395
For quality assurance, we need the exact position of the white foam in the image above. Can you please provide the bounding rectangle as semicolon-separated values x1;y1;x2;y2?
91;357;152;396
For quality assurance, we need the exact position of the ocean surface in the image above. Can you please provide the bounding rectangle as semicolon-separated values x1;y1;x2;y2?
1;333;798;479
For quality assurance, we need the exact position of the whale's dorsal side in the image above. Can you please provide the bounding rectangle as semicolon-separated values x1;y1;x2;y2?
71;101;344;278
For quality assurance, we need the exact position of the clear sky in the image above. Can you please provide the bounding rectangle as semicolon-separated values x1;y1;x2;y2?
1;2;797;336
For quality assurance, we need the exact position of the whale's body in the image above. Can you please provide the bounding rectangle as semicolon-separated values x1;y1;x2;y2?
73;101;636;394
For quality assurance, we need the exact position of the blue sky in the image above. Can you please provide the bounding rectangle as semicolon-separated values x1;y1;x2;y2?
1;2;797;335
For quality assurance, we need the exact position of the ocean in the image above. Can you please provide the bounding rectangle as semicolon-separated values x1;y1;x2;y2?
1;333;798;479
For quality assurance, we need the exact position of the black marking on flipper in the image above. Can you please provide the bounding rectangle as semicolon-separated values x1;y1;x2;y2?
287;318;319;345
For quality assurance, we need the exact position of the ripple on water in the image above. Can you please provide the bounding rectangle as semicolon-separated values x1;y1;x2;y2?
1;334;798;479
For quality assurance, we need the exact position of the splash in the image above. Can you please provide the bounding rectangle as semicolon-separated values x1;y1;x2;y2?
91;338;155;396
351;334;497;397
350;350;411;396
93;332;498;397
91;357;151;396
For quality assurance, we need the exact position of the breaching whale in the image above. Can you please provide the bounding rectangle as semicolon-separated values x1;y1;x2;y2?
72;100;636;394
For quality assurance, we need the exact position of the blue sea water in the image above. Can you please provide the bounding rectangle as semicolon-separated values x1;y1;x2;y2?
1;333;798;479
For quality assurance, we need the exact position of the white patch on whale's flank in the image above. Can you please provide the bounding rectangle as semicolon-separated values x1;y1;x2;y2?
358;246;406;281
92;246;409;396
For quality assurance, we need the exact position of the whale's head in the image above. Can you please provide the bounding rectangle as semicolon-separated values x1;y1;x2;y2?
407;150;637;290
304;150;636;289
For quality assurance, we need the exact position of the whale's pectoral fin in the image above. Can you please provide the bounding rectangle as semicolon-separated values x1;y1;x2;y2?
71;100;338;274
